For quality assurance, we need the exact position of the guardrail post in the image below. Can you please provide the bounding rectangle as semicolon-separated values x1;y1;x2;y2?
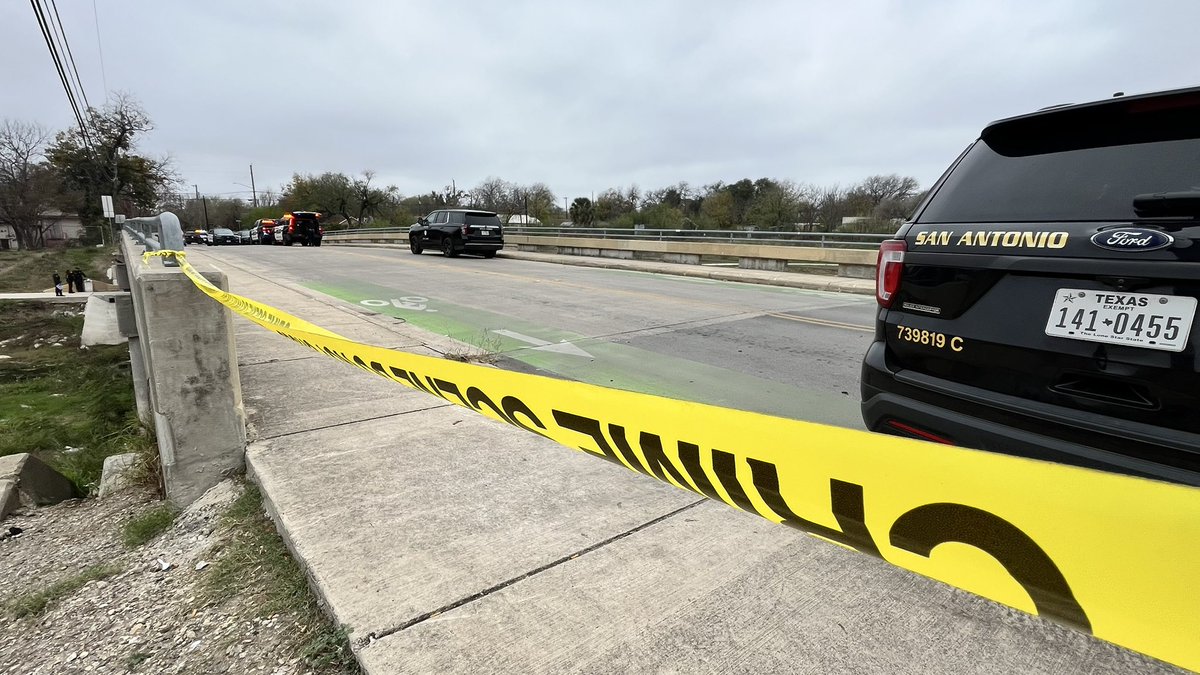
118;224;245;507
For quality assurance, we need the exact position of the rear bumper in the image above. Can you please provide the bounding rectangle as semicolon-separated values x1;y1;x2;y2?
462;239;503;252
861;341;1200;486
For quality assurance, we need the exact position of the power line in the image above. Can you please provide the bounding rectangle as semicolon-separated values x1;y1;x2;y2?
30;0;90;150
91;0;108;103
48;0;92;111
40;0;91;125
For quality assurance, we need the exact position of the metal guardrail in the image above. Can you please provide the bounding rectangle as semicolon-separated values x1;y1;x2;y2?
123;212;185;267
332;226;407;235
327;225;890;250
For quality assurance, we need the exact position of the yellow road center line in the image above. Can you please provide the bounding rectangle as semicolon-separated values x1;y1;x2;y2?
766;312;873;332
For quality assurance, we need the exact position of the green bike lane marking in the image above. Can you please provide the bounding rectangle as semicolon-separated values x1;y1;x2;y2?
304;280;862;427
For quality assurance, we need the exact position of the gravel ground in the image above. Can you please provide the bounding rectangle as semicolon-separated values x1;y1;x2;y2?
0;480;356;675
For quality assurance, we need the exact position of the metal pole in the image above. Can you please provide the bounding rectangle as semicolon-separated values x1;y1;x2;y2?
249;164;258;208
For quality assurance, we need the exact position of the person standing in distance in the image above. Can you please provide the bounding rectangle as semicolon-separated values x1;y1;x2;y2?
52;271;63;296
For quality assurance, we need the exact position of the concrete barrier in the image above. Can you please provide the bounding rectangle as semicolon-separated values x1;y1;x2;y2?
118;233;246;507
322;231;878;277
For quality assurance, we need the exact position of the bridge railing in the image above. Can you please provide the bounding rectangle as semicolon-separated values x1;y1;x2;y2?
328;225;891;250
123;212;186;267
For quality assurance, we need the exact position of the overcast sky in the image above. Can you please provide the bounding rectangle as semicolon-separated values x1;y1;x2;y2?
3;1;1199;206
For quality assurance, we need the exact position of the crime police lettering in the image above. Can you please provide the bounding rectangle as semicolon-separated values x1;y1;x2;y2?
1097;294;1149;307
551;409;1088;629
550;410;879;556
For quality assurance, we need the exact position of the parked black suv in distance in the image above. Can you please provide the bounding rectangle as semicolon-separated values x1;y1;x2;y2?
277;212;323;246
210;228;240;245
861;87;1200;487
409;209;504;258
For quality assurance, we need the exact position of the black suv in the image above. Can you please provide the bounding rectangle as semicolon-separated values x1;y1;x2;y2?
183;229;208;245
861;87;1200;486
210;227;240;245
409;209;504;258
277;212;323;246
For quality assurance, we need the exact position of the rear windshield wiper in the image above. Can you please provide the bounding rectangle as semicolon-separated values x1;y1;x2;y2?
1133;191;1200;218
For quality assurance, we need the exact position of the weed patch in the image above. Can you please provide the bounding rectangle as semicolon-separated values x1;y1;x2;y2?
122;651;152;671
442;329;503;364
0;301;154;494
300;624;357;670
121;504;178;548
4;564;123;618
202;482;358;671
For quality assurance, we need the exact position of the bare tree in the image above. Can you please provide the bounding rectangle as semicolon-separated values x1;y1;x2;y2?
469;176;512;212
352;170;396;225
793;183;821;231
816;184;847;232
0;120;62;249
505;182;556;223
854;174;921;208
257;188;279;208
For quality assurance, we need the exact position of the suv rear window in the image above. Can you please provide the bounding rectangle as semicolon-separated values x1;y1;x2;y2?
919;98;1200;224
465;213;501;226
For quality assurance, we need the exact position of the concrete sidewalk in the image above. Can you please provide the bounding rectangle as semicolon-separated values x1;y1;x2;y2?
198;250;1172;674
0;291;99;303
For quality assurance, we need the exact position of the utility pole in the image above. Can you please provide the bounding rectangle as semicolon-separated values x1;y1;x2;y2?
202;196;210;228
249;164;258;208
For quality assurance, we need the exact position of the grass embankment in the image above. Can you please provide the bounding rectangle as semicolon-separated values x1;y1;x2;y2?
0;245;116;293
0;301;154;494
202;482;357;671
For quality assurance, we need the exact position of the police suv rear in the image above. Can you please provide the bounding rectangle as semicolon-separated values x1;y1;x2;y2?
861;87;1200;486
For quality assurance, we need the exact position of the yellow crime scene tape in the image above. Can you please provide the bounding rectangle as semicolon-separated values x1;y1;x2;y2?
147;250;1200;670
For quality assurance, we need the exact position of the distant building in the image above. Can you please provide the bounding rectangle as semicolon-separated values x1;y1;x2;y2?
40;211;86;247
503;214;542;225
0;212;84;250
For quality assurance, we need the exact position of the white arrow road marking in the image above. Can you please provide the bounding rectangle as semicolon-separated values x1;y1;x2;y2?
492;329;594;358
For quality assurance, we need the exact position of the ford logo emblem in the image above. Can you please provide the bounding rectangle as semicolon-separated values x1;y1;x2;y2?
1090;228;1174;252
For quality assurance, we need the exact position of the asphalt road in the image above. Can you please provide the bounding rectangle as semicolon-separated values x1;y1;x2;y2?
198;243;877;429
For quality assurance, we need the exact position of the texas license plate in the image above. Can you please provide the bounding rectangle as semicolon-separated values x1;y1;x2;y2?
1045;289;1197;352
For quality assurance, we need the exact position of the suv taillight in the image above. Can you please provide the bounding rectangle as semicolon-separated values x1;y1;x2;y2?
876;239;906;308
